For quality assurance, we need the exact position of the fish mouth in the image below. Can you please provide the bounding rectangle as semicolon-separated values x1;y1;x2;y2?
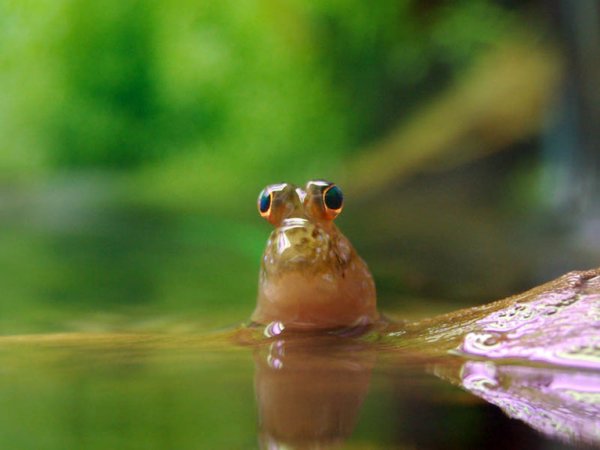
279;217;310;229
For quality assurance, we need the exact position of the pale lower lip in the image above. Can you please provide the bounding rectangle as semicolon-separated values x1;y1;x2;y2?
279;218;310;230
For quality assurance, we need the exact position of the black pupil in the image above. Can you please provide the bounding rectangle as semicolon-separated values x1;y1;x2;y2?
259;192;271;213
324;186;343;210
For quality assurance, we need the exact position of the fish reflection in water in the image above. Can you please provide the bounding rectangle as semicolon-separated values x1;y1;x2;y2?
252;335;375;449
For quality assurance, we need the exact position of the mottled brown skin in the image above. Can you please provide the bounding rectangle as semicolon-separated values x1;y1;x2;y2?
251;180;378;330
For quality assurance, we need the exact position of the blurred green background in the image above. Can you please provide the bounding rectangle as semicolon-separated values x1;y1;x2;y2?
1;0;599;333
1;2;599;450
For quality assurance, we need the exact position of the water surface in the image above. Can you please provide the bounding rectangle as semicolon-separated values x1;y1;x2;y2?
1;183;598;449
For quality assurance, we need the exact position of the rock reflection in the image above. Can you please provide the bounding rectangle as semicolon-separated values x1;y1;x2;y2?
253;335;375;449
460;361;600;447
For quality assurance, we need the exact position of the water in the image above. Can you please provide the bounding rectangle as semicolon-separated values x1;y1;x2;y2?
0;180;598;449
0;329;597;449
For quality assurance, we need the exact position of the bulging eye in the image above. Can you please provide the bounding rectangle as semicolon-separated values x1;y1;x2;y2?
257;182;296;225
258;189;272;218
304;180;345;221
322;184;343;219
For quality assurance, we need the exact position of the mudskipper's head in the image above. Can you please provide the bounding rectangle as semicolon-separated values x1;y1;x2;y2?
252;180;378;331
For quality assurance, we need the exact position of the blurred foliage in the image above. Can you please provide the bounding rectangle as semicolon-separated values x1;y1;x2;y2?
1;0;516;205
0;0;538;331
0;204;264;333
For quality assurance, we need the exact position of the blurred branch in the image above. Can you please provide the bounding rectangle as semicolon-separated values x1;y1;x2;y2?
342;37;564;198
